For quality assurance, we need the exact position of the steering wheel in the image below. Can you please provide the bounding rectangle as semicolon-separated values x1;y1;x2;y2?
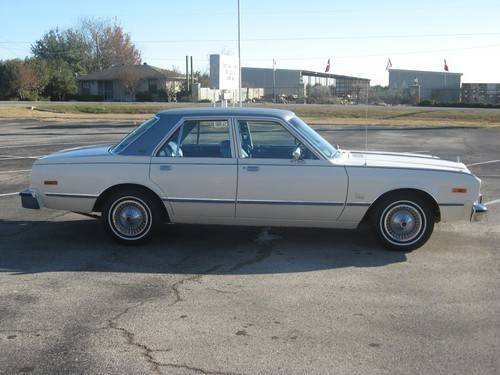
159;141;183;157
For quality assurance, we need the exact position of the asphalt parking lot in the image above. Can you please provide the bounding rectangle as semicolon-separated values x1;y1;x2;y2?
1;118;499;374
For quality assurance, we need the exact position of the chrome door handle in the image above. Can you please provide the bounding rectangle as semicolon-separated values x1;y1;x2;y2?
159;165;172;171
244;166;259;172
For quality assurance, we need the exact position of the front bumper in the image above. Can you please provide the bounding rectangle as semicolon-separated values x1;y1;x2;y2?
471;195;487;221
20;188;40;209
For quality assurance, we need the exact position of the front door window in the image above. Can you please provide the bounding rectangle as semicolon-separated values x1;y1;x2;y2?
237;120;317;160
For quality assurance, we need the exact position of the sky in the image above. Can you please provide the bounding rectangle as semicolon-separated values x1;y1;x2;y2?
1;0;499;86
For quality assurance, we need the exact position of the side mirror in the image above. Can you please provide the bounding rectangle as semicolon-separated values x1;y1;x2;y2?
292;146;302;161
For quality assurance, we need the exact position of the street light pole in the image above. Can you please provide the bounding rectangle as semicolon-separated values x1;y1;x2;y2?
237;0;242;107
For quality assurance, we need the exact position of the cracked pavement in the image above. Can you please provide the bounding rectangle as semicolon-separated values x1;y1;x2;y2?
1;119;500;374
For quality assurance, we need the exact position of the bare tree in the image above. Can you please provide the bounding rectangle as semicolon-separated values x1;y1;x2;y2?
79;18;141;72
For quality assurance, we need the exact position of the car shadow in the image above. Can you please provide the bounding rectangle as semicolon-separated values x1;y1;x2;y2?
0;218;407;275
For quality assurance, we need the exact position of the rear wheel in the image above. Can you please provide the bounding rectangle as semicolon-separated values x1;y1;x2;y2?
371;193;434;251
102;189;160;244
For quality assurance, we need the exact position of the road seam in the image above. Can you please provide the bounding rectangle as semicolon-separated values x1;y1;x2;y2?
104;264;243;375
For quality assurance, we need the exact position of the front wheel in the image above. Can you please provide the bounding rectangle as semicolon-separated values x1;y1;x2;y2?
102;189;160;245
371;194;434;251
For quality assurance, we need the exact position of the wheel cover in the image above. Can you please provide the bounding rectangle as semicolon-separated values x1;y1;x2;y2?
380;201;426;245
109;198;151;240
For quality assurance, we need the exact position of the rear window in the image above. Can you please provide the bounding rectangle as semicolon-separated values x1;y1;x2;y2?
111;116;159;154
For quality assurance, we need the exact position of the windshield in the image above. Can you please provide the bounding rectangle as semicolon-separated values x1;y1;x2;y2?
289;116;339;159
111;116;159;154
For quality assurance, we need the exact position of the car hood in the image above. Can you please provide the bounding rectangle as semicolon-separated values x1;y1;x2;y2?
343;150;470;173
36;144;113;164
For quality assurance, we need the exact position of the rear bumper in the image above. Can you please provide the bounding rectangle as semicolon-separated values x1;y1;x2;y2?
20;188;40;209
471;195;487;221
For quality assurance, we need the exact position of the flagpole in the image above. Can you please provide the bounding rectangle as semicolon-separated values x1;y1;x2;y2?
272;59;276;103
237;0;242;107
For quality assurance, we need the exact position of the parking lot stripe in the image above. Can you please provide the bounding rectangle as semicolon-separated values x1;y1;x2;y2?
467;159;500;167
0;169;31;174
0;155;42;160
0;192;18;197
484;198;500;206
0;141;112;149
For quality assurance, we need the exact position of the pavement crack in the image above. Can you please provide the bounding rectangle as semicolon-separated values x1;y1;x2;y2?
106;300;164;374
159;363;242;375
170;264;223;304
227;228;277;272
105;265;223;374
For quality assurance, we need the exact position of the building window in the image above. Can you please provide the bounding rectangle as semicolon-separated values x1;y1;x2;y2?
98;81;114;100
148;79;158;94
81;81;91;96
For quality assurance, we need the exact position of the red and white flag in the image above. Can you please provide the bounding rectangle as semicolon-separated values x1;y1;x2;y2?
325;58;331;73
273;58;276;71
385;58;393;71
444;59;449;72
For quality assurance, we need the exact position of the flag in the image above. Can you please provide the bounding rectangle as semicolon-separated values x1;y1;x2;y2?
273;58;276;71
444;59;449;72
386;58;392;71
325;58;331;73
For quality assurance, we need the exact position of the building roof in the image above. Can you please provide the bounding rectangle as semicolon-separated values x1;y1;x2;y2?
388;68;462;76
157;107;295;119
77;64;185;81
242;66;370;82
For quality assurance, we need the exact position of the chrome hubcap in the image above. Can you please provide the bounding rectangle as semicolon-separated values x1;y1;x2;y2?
111;199;149;238
383;203;424;243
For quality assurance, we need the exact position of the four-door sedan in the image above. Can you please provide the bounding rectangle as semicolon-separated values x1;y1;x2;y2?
20;107;486;250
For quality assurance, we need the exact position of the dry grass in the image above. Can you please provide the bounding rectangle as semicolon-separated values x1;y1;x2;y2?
0;102;499;127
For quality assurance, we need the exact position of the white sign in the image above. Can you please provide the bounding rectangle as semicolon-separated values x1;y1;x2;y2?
209;54;239;90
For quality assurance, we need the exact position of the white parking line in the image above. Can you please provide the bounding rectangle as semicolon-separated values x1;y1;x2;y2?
484;198;500;206
0;169;31;174
0;154;41;159
0;192;18;197
0;141;112;150
467;160;500;167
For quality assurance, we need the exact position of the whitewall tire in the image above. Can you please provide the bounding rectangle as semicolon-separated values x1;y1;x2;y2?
102;189;160;245
371;193;434;251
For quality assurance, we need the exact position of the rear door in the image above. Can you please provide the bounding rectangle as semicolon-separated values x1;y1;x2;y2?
150;118;237;220
235;118;348;222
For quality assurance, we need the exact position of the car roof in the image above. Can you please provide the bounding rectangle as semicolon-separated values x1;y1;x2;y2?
156;107;295;120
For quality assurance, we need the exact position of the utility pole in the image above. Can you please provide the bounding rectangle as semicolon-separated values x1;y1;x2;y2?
272;59;276;103
185;56;190;93
190;56;194;101
237;0;242;107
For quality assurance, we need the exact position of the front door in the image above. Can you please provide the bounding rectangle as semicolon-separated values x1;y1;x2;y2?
235;119;348;222
150;118;237;220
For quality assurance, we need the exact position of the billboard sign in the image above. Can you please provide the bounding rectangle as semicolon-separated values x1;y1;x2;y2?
209;54;239;90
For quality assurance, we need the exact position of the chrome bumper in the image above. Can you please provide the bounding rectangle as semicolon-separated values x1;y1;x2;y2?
471;195;487;222
20;188;40;209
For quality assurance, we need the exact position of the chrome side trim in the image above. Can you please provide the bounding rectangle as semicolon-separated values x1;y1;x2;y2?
438;203;465;207
162;198;372;207
45;192;99;199
236;199;344;206
163;197;235;204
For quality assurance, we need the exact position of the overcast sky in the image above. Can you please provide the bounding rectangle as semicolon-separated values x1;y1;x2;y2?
1;0;499;85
